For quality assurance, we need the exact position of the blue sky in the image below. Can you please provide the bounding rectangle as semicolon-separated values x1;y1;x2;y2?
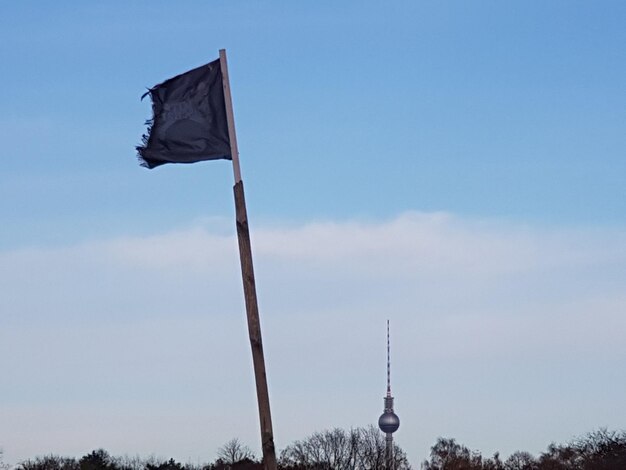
1;1;625;467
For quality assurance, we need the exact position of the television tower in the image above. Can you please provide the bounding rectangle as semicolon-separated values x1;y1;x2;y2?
378;320;400;469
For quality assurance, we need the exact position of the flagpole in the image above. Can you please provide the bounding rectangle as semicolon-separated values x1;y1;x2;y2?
219;49;278;470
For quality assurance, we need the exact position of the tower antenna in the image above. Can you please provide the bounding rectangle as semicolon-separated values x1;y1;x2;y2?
378;320;400;469
387;319;391;396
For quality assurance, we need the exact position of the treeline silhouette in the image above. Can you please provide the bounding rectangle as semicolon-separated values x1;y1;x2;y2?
422;429;626;469
4;427;626;470
4;426;409;470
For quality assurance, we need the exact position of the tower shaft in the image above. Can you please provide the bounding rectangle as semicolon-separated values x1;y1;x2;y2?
386;433;394;470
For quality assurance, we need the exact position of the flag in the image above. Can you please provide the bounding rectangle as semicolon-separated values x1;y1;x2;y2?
136;58;231;169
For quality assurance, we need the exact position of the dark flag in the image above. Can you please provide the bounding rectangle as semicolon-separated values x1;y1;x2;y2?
136;58;231;169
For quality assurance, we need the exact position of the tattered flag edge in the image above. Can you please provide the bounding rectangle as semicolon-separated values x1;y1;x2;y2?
136;89;156;168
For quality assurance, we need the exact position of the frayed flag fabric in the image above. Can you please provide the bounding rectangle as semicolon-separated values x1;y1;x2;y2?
136;58;231;169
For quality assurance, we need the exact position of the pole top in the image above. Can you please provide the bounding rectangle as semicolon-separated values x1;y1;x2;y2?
218;48;242;184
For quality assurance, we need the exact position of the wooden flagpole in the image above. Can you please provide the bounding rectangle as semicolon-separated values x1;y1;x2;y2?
219;49;278;470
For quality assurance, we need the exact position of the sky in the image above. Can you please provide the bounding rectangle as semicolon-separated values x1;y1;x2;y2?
1;1;625;468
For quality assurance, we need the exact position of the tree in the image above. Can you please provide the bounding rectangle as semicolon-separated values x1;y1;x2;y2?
110;455;148;470
355;425;410;470
146;459;183;470
504;452;536;470
18;455;79;470
421;438;502;470
571;428;626;470
355;426;386;470
0;450;10;470
216;439;256;466
79;450;115;470
279;425;410;470
537;442;581;470
421;437;480;470
482;453;503;470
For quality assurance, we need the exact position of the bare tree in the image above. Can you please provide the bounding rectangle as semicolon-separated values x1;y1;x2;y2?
0;449;10;470
17;455;79;470
504;452;537;470
279;426;410;470
571;428;626;470
217;439;256;465
421;437;500;470
355;426;410;470
110;455;147;470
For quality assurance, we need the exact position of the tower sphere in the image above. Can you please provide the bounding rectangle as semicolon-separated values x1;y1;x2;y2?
378;411;400;434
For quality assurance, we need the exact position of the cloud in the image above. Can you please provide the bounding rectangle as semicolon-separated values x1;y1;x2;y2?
1;212;625;465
